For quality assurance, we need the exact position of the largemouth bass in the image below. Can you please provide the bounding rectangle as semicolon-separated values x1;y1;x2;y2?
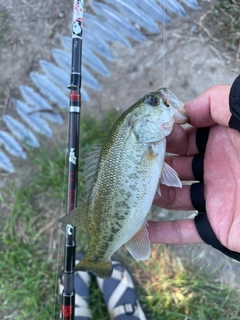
59;88;188;278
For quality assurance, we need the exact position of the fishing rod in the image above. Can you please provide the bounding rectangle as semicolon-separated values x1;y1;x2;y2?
61;0;84;319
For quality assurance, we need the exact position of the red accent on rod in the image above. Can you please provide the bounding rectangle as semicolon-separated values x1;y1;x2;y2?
62;305;73;319
70;91;80;101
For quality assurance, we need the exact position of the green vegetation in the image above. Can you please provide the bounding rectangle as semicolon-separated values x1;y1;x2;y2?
204;0;240;60
0;181;58;319
0;110;119;320
134;246;240;319
0;6;9;46
1;109;240;319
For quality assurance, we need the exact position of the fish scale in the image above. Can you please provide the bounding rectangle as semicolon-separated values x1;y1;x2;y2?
85;132;162;267
59;88;188;278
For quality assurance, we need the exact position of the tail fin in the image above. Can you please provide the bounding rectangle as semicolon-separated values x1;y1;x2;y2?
74;258;113;279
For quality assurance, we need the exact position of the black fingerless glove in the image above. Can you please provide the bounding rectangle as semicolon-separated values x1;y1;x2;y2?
192;78;240;260
229;75;240;132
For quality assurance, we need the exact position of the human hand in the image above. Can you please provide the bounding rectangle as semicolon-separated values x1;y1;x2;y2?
148;85;240;253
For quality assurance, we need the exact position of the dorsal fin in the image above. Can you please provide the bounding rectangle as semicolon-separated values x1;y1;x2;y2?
81;147;102;199
59;147;102;233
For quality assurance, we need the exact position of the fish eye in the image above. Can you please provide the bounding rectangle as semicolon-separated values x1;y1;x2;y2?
146;95;159;106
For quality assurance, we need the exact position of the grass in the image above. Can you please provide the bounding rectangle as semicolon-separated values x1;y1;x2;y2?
201;0;240;61
0;183;58;319
133;247;240;319
0;109;119;320
1;109;240;319
0;6;9;47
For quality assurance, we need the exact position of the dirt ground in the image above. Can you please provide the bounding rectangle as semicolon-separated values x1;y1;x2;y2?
1;0;240;287
0;1;238;115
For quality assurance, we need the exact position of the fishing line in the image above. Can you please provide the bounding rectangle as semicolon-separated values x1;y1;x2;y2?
162;0;166;87
52;129;69;320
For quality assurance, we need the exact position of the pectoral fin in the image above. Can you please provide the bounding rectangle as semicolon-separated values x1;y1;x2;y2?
160;162;182;188
124;222;150;260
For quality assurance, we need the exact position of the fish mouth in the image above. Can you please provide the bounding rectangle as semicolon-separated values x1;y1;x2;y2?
173;103;188;124
157;88;188;124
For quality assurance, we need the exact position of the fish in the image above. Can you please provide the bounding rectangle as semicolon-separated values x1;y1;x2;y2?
59;88;188;278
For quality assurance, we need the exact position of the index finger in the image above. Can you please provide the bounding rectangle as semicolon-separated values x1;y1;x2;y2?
147;220;203;244
184;85;231;128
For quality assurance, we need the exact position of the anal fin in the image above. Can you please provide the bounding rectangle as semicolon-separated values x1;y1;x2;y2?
124;221;150;261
